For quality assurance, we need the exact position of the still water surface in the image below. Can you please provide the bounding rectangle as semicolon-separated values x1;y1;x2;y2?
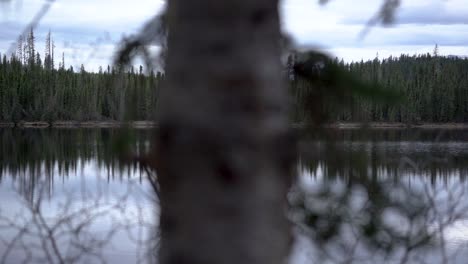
0;128;467;263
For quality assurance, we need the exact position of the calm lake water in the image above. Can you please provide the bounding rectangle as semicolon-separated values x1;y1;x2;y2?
1;128;468;263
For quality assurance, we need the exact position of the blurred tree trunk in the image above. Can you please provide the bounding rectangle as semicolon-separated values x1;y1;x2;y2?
156;0;294;263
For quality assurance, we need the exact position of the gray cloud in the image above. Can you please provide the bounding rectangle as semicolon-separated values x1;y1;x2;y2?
362;25;468;46
342;1;468;25
395;8;468;25
0;21;22;41
0;0;163;69
2;0;468;69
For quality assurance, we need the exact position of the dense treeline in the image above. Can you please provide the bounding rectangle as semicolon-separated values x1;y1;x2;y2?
2;128;468;193
0;30;163;122
0;128;153;197
1;31;467;123
291;51;468;123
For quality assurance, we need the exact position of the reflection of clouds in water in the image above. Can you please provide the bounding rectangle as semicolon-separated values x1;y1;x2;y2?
294;168;468;263
333;141;468;156
295;135;468;264
0;160;157;264
445;221;468;246
1;128;468;263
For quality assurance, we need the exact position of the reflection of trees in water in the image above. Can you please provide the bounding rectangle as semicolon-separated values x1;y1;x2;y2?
289;175;468;263
299;128;468;184
0;175;158;263
0;128;159;263
0;128;154;197
2;128;468;263
293;128;468;263
3;128;467;192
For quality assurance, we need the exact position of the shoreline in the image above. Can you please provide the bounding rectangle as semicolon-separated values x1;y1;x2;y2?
321;122;468;129
1;121;468;129
0;121;158;128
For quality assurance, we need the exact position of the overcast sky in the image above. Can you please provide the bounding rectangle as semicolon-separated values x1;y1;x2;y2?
1;0;468;71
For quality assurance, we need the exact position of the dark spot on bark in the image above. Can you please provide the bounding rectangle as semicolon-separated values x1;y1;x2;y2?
251;9;268;25
216;75;259;113
210;42;230;55
271;130;297;186
159;122;175;148
226;77;250;88
241;98;259;113
168;254;198;264
218;73;255;90
160;214;177;233
217;162;236;185
156;122;177;187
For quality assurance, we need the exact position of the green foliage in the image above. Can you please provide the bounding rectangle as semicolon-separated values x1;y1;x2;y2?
1;32;467;125
0;128;152;181
0;31;164;122
290;52;468;124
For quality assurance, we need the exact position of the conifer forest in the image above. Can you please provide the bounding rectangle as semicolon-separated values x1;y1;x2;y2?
2;1;468;264
0;30;467;123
